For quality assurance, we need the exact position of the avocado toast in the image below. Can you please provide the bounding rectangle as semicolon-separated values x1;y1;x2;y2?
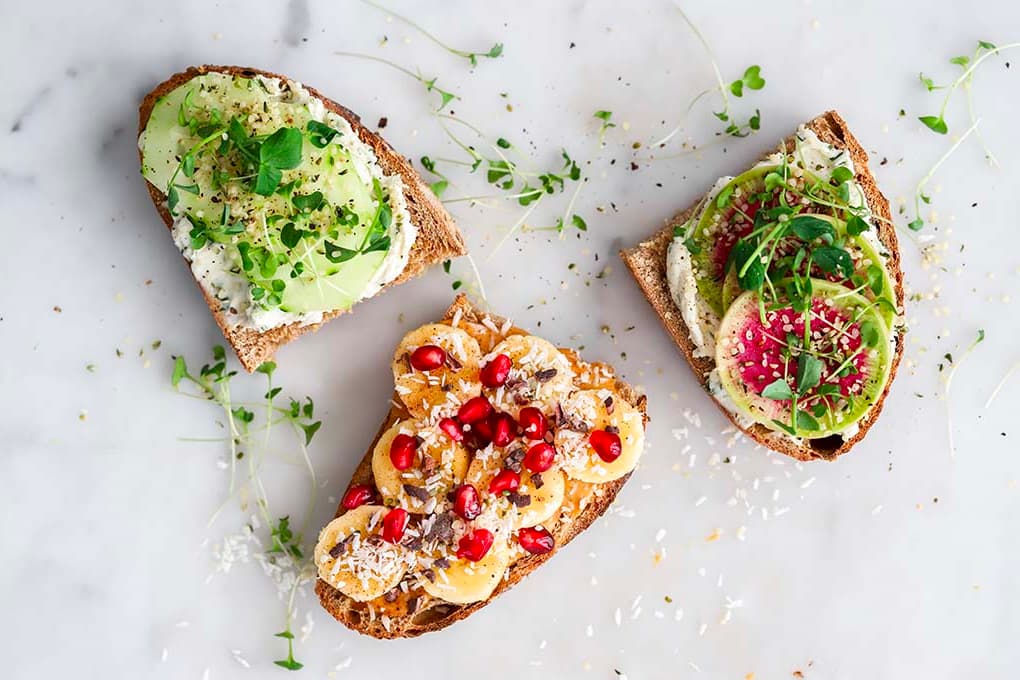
313;295;648;638
138;65;465;371
621;111;904;461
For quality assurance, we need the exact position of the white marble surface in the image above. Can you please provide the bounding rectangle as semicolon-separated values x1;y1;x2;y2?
3;1;1020;678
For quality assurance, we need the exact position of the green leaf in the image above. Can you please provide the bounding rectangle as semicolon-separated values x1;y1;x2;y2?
860;319;880;348
280;222;303;249
770;419;797;435
716;184;735;209
518;185;542;206
978;40;997;51
177;89;195;126
437;88;456;109
845;215;869;236
429;179;448;197
764;172;784;191
950;55;970;68
742;65;765;90
571;214;588;231
256;361;276;376
594;110;613;122
796;409;820;431
908;217;924;231
254;163;283;196
363;235;391;254
171;356;187;387
729;79;744;97
181;153;196;177
212;345;226;361
306;120;340;148
442;259;451;273
918;73;938;91
260;127;303;170
683;237;702;255
486;43;504;58
732;240;765;291
830;166;853;185
274;659;303;671
496;137;511;149
274;630;295;640
789;215;835;242
761;378;794;401
813;245;854;278
919;115;948;134
167;185;180;213
323;241;358;263
796;354;823;395
292;191;324;212
302;421;322;445
748;109;761;131
866;264;884;295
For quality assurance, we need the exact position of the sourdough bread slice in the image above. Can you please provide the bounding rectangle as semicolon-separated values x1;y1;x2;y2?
620;111;903;461
315;294;648;638
138;65;466;372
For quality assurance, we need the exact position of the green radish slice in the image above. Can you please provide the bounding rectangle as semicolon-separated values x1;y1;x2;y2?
714;279;892;439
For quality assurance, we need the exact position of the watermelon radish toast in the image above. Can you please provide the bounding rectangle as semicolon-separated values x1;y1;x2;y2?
314;295;647;637
621;111;904;461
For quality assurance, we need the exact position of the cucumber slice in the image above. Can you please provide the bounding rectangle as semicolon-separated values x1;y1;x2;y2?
714;279;892;440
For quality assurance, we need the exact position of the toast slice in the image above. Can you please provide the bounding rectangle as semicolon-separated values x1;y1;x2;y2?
621;111;904;461
314;295;648;638
138;65;466;372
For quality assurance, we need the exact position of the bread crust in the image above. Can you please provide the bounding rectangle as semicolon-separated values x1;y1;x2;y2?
620;111;903;461
137;65;467;372
314;294;648;637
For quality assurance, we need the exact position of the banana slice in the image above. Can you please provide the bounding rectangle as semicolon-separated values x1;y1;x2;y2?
422;539;511;605
373;420;470;513
392;323;482;419
486;334;576;415
314;505;409;602
514;468;566;528
555;389;644;483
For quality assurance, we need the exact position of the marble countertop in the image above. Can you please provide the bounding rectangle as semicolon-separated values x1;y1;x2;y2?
2;1;1019;678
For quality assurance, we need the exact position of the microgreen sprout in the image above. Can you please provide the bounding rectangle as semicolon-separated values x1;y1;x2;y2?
594;110;616;147
911;40;1019;228
171;349;322;670
649;6;765;149
362;0;503;67
333;52;459;110
942;329;985;457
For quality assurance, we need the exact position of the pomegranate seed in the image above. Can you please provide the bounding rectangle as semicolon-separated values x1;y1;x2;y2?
455;529;494;562
490;412;517;447
488;469;520;495
518;526;555;554
518;406;547;440
389;433;418;470
589;429;622;463
340;484;374;510
469;417;494;448
452;484;481;520
523;442;556;473
438;417;464;442
409;345;446;371
479;353;512;387
458;396;493;424
381;507;409;544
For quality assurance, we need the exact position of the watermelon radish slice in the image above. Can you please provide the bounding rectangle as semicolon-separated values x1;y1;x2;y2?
719;215;897;326
714;279;892;439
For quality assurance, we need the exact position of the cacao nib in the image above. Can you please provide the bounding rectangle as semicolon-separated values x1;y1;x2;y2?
507;492;532;508
423;569;436;583
402;535;424;551
384;589;399;602
605;425;620;435
530;472;545;489
445;353;462;370
505;447;525;473
403;484;429;502
328;533;355;559
407;596;420;614
433;557;451;569
604;396;615;414
534;368;558;382
424;511;455;544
